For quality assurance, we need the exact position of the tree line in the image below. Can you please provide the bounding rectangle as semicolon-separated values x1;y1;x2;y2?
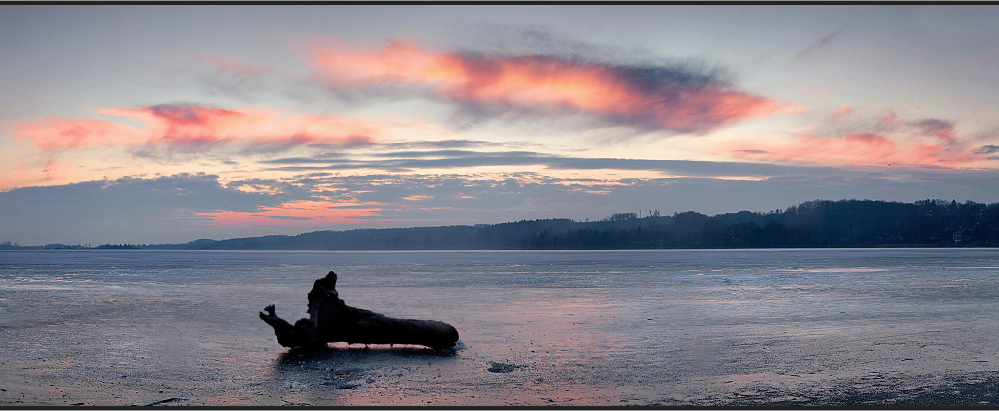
142;198;999;250
524;199;999;249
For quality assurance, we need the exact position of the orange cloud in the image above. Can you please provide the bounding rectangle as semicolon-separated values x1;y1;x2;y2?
731;132;978;167
15;104;377;151
195;200;382;226
307;39;787;132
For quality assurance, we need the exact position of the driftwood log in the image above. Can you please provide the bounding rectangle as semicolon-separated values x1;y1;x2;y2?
259;271;459;350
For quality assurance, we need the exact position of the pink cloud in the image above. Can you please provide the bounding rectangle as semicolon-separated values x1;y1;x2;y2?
12;118;146;150
15;104;379;152
831;105;852;123
194;200;381;226
306;38;789;132
729;106;981;167
731;132;978;167
101;105;247;146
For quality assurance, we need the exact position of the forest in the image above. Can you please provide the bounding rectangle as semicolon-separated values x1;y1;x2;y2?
143;199;999;250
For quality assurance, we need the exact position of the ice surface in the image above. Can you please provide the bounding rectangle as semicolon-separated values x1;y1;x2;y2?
1;248;998;405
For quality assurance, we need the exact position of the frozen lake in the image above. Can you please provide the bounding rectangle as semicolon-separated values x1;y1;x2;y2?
1;248;998;406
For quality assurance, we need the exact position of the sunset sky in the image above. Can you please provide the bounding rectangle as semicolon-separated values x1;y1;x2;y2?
3;5;999;246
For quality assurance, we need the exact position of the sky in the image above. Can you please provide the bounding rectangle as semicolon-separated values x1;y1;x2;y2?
2;4;999;246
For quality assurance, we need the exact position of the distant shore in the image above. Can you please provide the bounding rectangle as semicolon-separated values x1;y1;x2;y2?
5;199;999;251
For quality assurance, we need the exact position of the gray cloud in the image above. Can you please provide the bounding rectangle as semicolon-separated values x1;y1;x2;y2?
377;139;505;150
794;28;846;61
261;146;839;178
261;150;552;173
975;144;999;154
472;25;617;61
913;118;957;142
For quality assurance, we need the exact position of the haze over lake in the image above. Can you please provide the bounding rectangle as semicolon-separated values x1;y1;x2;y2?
2;248;998;406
